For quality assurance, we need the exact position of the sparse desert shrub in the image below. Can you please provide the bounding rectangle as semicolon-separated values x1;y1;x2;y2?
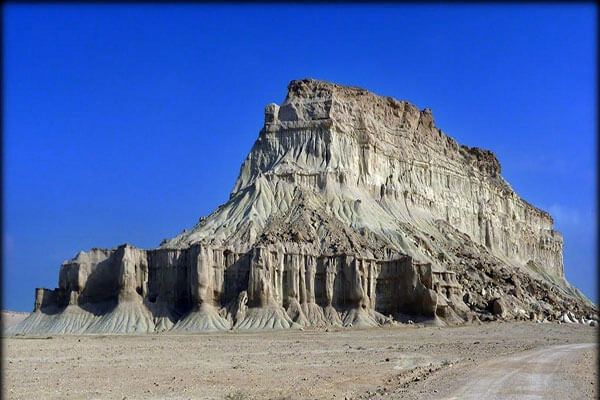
225;391;250;400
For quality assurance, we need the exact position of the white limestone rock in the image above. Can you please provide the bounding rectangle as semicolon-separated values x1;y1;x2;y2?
9;78;596;334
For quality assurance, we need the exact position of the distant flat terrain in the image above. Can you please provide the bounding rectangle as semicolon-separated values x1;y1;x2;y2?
2;322;596;400
2;310;30;331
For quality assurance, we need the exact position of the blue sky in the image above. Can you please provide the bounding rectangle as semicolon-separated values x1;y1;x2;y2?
3;4;596;311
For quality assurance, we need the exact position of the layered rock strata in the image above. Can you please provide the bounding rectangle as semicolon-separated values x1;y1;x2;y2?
10;79;596;334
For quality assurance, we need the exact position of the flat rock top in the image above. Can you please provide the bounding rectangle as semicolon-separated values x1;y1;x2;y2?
287;78;377;100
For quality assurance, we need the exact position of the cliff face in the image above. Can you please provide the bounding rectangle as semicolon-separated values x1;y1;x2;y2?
10;79;595;334
167;79;563;276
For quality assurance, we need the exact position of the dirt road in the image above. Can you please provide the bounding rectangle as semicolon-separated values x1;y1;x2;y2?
441;343;596;400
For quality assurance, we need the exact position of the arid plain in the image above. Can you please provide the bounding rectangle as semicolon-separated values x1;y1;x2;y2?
3;321;596;400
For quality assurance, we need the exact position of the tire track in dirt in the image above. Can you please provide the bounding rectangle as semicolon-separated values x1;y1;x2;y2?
442;343;595;400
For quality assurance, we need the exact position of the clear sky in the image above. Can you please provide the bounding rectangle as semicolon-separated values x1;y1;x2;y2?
3;4;596;311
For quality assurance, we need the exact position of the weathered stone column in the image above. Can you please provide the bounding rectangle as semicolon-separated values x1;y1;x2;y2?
273;250;284;306
34;288;45;311
248;246;275;307
358;259;369;308
211;248;225;306
299;254;307;304
344;255;365;308
324;258;336;307
305;255;316;304
117;245;146;302
367;260;378;309
190;245;213;309
285;253;300;305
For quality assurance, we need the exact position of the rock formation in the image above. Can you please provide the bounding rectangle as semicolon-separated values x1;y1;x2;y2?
9;78;596;334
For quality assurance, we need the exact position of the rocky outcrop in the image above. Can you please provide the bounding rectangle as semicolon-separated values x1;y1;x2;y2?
13;243;443;333
9;78;596;334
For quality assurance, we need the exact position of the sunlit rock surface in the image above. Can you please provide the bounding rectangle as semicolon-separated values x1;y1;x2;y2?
9;79;596;334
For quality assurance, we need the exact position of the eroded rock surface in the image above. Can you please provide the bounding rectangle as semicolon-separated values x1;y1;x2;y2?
10;79;596;334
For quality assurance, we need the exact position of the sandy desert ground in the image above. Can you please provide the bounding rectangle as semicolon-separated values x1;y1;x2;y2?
2;321;597;400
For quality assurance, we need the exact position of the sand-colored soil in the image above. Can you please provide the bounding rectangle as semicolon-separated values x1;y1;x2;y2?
3;322;596;400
